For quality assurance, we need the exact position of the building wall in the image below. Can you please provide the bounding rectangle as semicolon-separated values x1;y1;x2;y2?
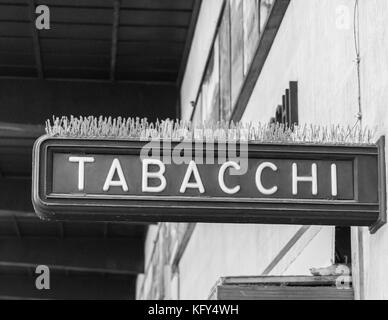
242;0;388;299
355;0;388;300
242;0;358;126
179;224;333;299
176;0;335;300
180;0;225;121
136;224;159;299
139;0;388;300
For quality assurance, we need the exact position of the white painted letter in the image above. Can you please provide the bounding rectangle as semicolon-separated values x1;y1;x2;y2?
331;164;338;196
142;159;167;193
103;159;128;192
292;163;318;195
218;161;240;194
180;161;205;194
69;156;95;191
35;5;50;30
255;162;278;195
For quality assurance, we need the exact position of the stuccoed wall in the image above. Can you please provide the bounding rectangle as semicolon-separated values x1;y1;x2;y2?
356;0;388;300
139;0;388;300
243;0;358;126
180;0;224;121
243;0;388;299
175;0;336;300
179;224;333;299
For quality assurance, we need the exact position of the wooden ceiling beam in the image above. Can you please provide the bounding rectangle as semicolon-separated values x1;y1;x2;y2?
0;237;144;275
0;121;44;139
0;260;135;276
0;273;136;299
0;210;37;220
0;35;186;44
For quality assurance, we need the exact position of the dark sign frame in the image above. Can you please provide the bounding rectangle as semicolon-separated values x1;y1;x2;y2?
32;136;386;233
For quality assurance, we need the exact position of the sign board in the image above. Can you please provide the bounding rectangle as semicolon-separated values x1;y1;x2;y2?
32;136;386;232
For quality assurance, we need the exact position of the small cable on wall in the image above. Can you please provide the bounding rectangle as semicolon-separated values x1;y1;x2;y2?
353;0;362;128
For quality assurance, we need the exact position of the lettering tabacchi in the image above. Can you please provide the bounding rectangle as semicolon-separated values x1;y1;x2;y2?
69;156;338;197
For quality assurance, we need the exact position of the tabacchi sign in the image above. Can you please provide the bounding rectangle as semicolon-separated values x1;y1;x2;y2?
32;136;386;232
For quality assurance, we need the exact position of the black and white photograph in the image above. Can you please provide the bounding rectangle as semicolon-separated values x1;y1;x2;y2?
0;0;387;308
